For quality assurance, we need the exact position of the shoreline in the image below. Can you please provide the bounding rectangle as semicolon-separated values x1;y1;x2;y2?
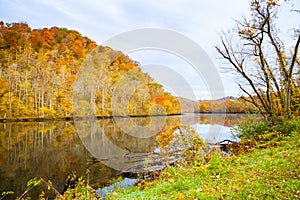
0;112;250;123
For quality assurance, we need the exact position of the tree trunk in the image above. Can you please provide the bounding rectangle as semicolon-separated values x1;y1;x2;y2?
286;35;300;118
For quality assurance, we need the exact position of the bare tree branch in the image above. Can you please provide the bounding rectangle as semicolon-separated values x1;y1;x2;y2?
216;0;299;118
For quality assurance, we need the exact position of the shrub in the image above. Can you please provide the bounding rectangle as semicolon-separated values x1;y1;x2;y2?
235;115;300;142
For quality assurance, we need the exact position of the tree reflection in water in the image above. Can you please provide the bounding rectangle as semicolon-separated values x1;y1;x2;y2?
0;113;245;198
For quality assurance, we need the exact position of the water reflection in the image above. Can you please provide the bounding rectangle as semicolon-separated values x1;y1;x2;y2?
0;114;245;198
0;121;119;199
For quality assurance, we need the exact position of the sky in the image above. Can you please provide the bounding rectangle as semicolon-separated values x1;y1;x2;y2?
1;0;299;100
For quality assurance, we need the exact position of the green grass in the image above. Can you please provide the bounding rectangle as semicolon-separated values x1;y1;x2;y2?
108;130;300;199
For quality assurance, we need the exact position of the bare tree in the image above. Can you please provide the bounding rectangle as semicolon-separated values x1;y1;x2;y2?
216;0;300;118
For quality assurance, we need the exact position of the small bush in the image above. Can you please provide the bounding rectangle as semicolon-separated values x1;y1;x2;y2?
235;115;300;142
155;124;208;166
233;115;271;140
59;177;95;200
272;117;300;135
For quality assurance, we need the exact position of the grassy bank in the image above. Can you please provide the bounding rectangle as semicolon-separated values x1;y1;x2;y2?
108;117;300;199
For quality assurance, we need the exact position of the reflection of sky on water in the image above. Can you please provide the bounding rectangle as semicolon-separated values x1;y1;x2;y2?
191;124;239;143
97;178;137;198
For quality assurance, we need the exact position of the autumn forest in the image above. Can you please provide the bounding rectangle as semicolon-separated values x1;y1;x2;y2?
0;21;182;120
0;21;259;121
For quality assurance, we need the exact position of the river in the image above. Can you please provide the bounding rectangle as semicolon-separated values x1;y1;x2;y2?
0;113;245;198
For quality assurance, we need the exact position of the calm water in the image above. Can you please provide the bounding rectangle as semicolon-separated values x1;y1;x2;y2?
0;113;245;198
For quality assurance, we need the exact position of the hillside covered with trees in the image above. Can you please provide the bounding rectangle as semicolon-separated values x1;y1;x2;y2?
0;22;180;120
